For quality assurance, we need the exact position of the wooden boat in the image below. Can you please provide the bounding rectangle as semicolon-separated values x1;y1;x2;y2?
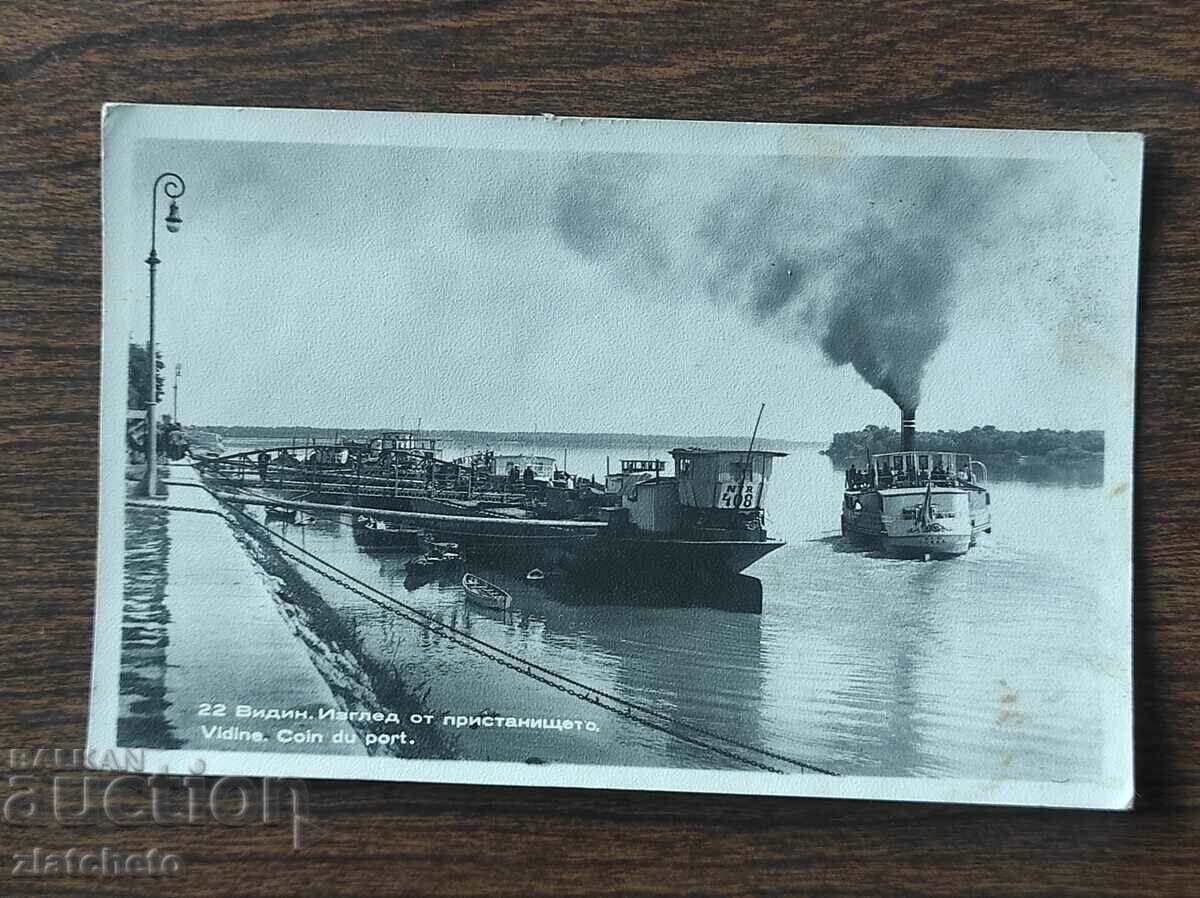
353;515;421;548
525;568;545;581
404;555;438;574
462;573;512;611
418;531;461;557
265;505;298;524
404;548;464;583
410;549;463;568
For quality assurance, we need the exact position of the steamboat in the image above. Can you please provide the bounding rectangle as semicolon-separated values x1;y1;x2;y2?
840;408;992;558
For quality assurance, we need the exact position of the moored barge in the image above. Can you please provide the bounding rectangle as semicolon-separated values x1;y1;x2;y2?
201;431;789;608
414;447;787;584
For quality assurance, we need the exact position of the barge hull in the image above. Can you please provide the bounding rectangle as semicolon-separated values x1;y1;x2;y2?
419;524;784;579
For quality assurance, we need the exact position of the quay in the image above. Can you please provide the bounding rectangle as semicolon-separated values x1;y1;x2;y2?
128;464;366;755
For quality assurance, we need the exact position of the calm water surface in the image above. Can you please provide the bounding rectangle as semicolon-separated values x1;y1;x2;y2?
241;443;1119;781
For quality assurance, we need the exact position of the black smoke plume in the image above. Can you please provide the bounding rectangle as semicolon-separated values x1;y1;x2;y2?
694;158;1019;411
551;154;1022;412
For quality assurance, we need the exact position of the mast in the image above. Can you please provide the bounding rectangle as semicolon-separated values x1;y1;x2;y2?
737;403;765;506
744;403;765;462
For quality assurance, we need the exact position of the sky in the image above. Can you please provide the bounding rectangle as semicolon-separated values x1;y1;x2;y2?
120;131;1139;441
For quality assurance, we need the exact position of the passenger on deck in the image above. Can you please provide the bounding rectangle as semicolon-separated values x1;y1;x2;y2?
523;466;536;485
257;451;270;481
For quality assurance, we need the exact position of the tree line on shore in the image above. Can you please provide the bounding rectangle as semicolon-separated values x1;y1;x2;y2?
127;343;163;409
824;424;1104;466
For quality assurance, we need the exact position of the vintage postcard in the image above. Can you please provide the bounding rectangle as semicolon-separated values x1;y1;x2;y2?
91;104;1140;808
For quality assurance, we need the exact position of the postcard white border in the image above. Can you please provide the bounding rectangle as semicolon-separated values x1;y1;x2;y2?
91;103;1140;810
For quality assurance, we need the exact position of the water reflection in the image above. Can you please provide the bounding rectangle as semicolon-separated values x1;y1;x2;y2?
119;505;182;749
821;562;944;777
226;443;1116;782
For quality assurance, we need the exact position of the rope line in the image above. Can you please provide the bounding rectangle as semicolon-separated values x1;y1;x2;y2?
138;487;837;776
222;491;837;775
267;543;789;773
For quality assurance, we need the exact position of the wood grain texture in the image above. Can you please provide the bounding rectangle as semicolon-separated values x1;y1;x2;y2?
0;1;1196;895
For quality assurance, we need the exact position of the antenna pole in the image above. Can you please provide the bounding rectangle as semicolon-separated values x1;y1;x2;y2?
737;403;766;507
745;403;765;461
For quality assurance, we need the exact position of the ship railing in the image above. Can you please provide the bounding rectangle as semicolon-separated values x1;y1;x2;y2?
874;473;975;489
200;453;538;508
236;476;532;508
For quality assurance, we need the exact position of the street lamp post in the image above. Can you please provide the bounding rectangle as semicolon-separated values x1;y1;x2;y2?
141;172;185;498
173;362;182;421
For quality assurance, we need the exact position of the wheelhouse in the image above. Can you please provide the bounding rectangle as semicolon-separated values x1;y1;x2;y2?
605;458;666;495
671;448;786;510
373;431;438;454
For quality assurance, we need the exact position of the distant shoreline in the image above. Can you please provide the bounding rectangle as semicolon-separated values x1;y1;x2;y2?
821;424;1104;484
190;425;820;454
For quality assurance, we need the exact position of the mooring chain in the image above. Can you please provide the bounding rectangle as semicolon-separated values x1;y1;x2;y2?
126;500;229;518
226;499;837;776
150;492;836;775
269;540;786;774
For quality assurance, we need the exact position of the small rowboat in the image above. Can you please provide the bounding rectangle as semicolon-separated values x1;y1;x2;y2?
265;505;298;524
353;515;420;548
404;556;437;573
525;568;545;581
462;573;511;611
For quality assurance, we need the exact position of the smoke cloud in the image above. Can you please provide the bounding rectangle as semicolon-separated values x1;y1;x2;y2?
552;154;1022;412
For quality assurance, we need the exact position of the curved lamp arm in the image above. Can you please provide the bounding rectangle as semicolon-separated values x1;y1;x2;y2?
149;172;186;255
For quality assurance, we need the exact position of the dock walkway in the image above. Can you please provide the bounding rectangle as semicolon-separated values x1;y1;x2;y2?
155;464;365;755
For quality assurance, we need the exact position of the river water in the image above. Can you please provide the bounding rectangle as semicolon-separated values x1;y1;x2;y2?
222;441;1122;783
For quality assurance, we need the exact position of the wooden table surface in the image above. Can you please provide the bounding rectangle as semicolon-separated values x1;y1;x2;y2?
1;2;1196;895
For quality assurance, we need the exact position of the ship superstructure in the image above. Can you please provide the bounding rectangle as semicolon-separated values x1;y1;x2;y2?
840;409;992;558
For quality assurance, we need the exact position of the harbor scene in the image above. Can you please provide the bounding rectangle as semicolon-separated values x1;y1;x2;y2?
120;427;1115;781
101;111;1136;802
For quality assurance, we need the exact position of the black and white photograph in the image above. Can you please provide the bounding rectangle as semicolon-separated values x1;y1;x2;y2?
91;104;1140;808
